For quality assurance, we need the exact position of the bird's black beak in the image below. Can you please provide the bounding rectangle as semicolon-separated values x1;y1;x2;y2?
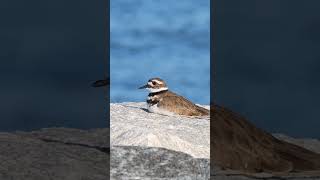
91;79;109;87
138;84;149;89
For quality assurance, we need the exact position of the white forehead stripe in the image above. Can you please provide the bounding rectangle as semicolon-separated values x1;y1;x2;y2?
147;82;153;86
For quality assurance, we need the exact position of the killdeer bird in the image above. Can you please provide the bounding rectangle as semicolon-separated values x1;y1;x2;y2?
139;77;209;116
91;77;110;87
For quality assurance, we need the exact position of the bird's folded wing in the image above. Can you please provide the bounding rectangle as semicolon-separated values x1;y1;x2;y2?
158;95;198;114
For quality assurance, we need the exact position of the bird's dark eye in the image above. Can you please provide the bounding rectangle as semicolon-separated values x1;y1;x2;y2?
152;81;156;85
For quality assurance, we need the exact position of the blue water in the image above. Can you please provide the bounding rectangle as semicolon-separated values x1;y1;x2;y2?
110;0;210;104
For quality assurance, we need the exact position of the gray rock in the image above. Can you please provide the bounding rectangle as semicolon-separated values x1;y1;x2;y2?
2;102;320;180
111;146;209;180
110;102;211;179
110;102;210;159
0;128;109;180
273;133;320;154
0;128;210;180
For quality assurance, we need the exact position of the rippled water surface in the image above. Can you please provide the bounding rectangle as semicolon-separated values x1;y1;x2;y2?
111;0;210;104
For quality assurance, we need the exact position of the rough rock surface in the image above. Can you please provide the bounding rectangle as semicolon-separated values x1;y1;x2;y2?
0;127;210;180
111;146;209;179
212;105;320;173
274;133;320;154
0;128;110;180
110;102;210;159
111;102;320;179
2;102;320;179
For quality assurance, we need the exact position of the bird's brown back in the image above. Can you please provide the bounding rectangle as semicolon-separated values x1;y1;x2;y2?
155;90;209;116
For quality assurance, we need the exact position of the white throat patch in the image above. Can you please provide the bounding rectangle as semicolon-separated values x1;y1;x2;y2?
146;87;168;93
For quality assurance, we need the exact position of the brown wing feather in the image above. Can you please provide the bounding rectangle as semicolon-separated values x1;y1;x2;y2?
158;91;209;116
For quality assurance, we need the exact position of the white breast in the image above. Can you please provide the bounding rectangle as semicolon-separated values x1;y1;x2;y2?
147;103;175;116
